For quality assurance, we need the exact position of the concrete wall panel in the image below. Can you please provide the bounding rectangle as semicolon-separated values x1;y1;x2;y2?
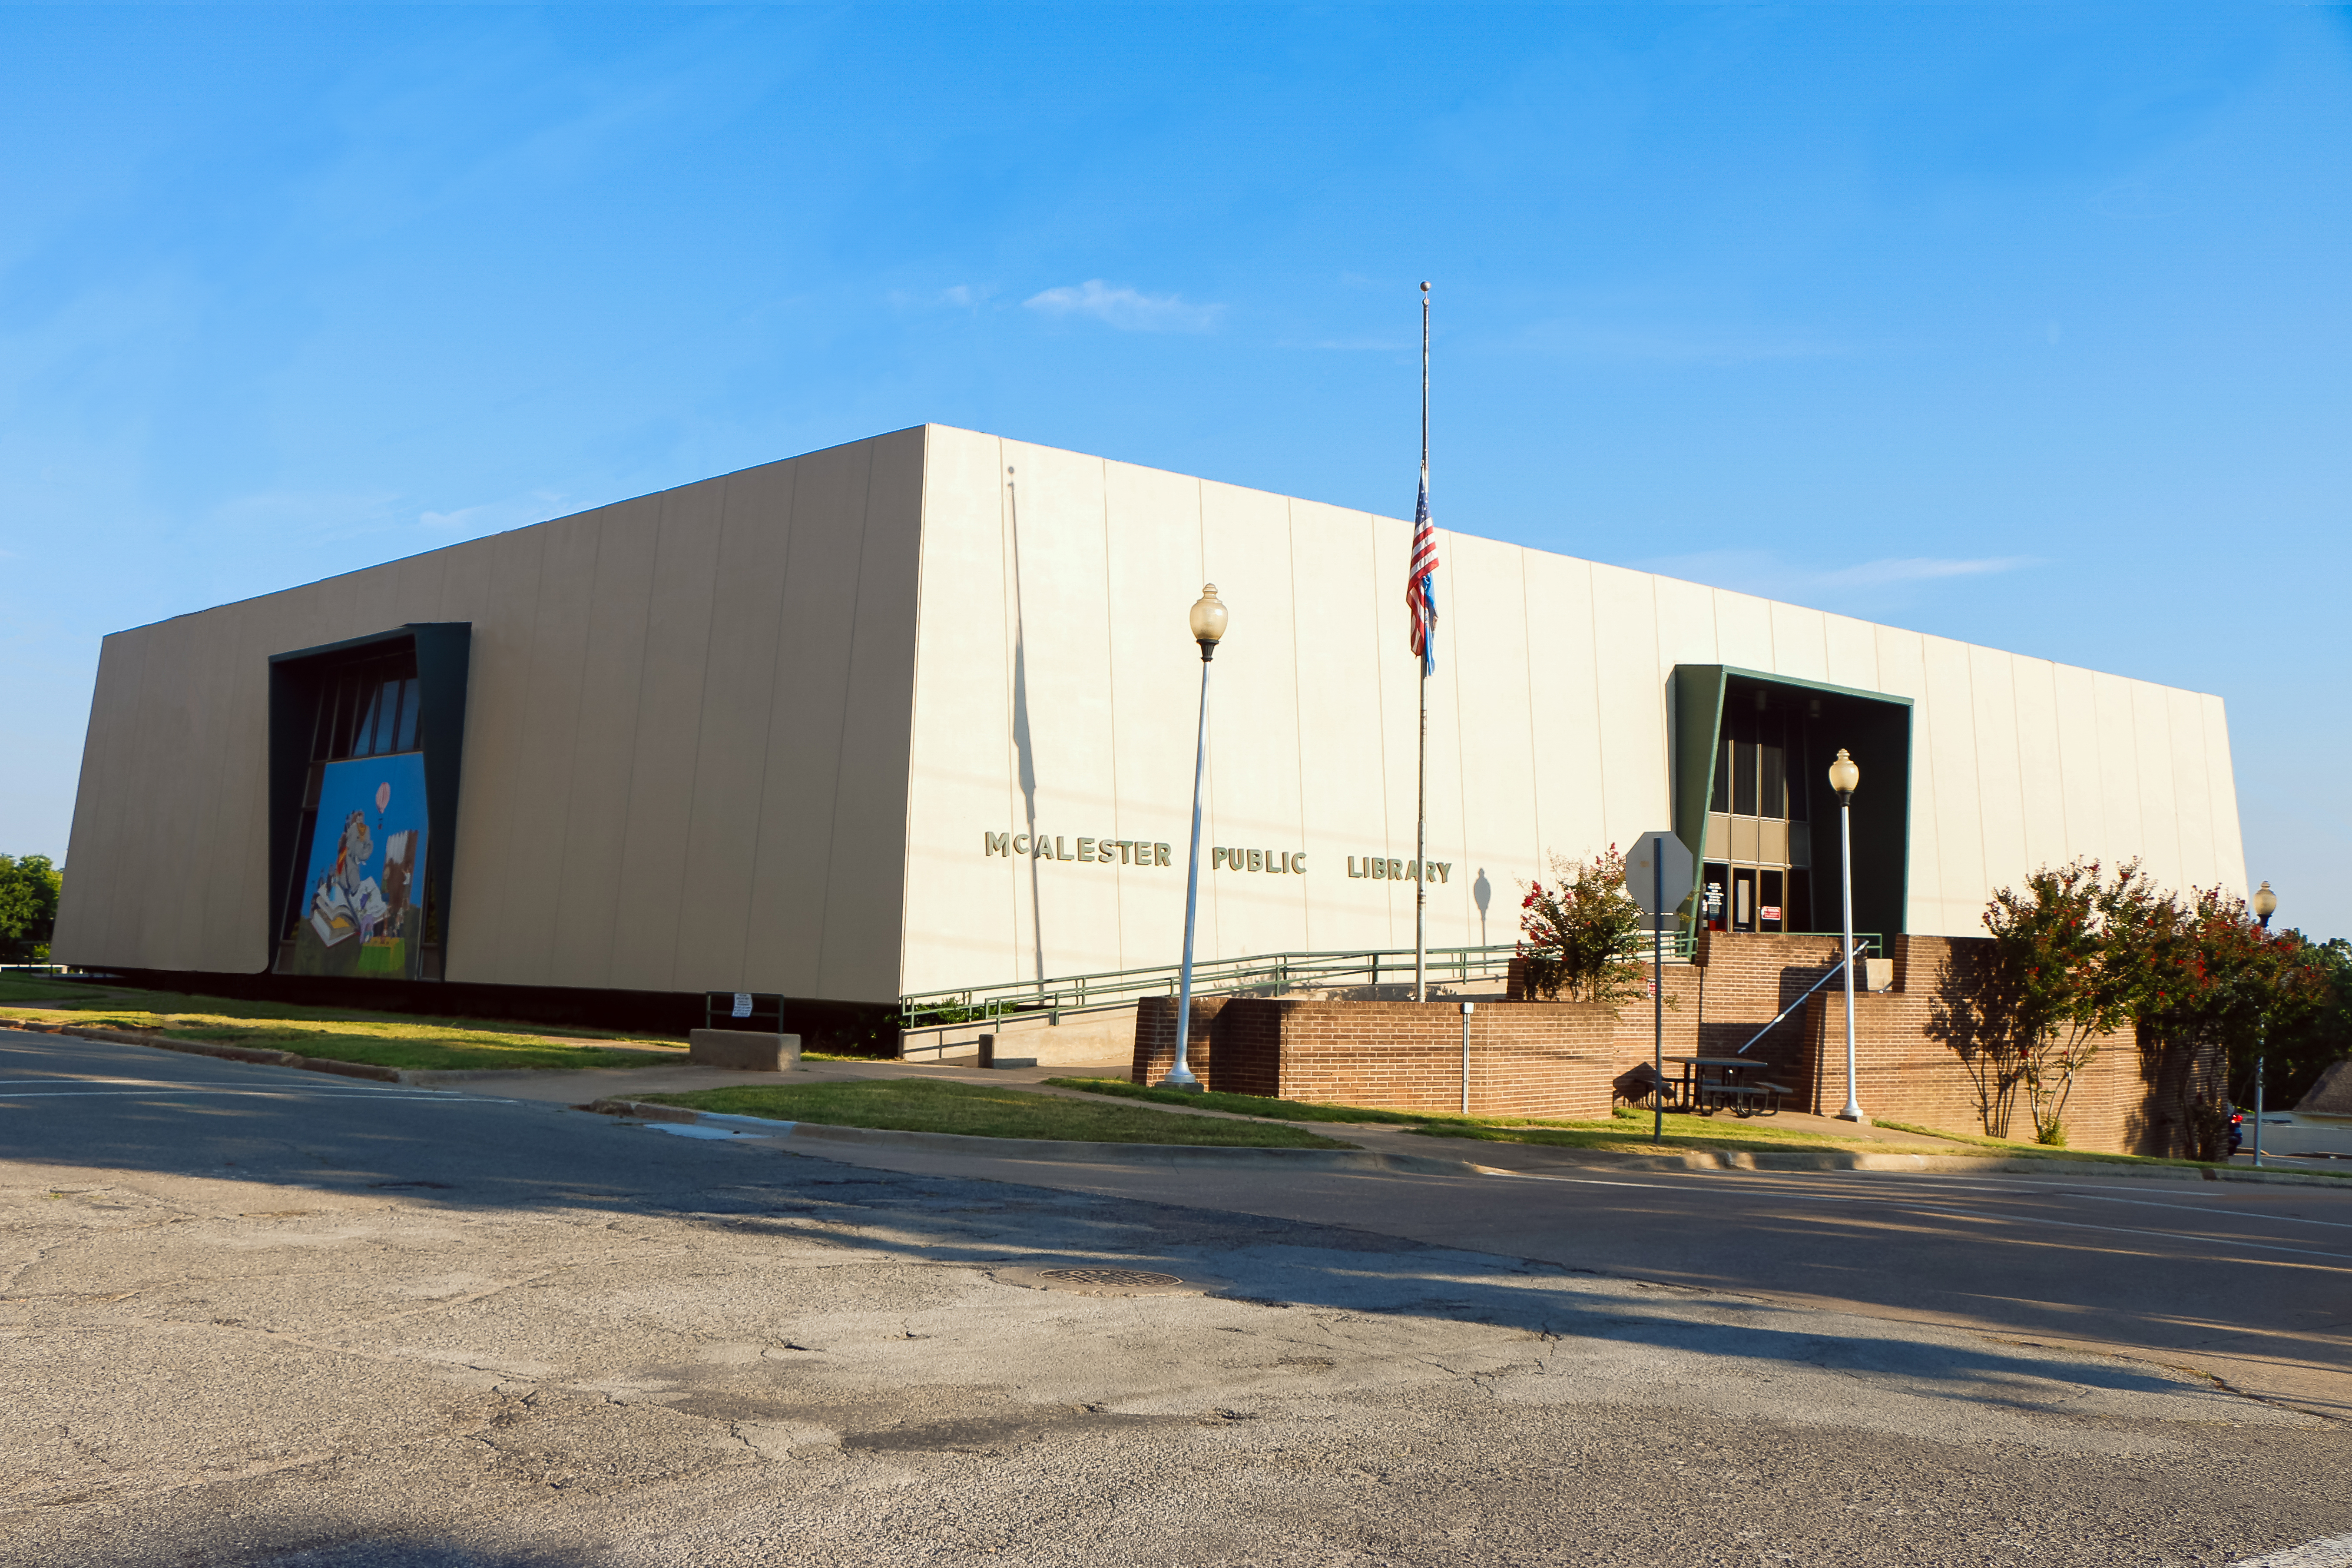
1100;456;1207;966
1521;550;1604;896
1871;629;1941;934
2051;663;2106;871
443;527;546;985
669;461;795;992
1967;643;2029;896
742;440;881;995
489;511;601;989
1199;479;1310;961
1447;533;1538;953
546;496;659;991
2131;680;2186;891
2165;685;2217;890
1769;600;1832;685
817;426;924;1002
903;427;1023;989
1285;500;1393;956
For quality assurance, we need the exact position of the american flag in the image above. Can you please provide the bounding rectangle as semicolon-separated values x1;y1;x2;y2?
1407;471;1439;673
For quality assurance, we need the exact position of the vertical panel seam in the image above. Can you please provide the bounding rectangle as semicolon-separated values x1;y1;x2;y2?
814;442;878;991
732;462;802;992
1289;500;1313;950
1100;456;1124;970
547;513;610;987
598;506;663;988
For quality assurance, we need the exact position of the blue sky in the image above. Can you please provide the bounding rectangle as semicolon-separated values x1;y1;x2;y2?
4;5;2348;936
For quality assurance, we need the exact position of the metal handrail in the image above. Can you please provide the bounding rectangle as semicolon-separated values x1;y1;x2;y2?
898;928;1704;1029
1731;938;1873;1055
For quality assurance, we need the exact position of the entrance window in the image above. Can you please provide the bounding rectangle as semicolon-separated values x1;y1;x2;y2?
1706;689;1813;932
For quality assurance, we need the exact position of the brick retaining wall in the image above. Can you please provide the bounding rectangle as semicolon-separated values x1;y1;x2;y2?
1135;932;2218;1153
1133;994;1616;1118
1799;934;2216;1156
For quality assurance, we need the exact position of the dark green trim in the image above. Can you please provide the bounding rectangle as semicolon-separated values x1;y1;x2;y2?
1672;664;1914;938
1713;666;1914;710
1671;666;1729;918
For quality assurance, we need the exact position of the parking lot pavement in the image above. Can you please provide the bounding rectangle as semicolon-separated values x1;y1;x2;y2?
6;1027;2351;1568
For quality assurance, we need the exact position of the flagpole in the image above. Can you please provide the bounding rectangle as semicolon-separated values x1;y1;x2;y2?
1415;280;1430;1006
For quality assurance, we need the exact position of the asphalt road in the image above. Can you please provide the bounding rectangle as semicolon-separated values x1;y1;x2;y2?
796;1124;2352;1418
5;1028;2350;1568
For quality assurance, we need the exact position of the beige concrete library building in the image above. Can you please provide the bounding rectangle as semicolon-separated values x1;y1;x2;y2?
53;424;2248;1046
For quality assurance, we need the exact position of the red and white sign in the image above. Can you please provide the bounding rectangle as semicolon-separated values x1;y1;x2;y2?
1761;905;1782;922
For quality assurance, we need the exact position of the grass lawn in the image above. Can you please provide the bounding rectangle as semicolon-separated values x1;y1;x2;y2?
1865;1118;2352;1176
639;1079;1354;1148
1041;1075;2320;1167
1046;1076;1948;1153
0;975;690;1073
1044;1077;1454;1126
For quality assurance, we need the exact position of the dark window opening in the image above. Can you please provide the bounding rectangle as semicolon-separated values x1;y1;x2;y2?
276;645;437;978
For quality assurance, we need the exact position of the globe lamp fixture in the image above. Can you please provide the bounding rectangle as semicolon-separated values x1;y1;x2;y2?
1189;584;1228;661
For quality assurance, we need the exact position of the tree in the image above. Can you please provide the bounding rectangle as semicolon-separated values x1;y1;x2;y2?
2138;887;2333;1157
2272;937;2352;1107
1517;846;1650;1006
0;853;63;959
1981;859;2161;1145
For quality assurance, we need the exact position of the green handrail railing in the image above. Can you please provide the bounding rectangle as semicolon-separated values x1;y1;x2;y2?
898;928;1710;1030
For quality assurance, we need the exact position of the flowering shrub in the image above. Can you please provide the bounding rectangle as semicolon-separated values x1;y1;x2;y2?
1981;859;2161;1144
1961;862;2347;1154
1517;846;1652;1006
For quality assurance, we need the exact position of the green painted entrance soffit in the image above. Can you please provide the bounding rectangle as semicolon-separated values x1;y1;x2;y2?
1669;665;1915;941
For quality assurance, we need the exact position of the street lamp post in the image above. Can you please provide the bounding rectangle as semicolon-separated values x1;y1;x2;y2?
2250;882;2276;1167
1828;748;1866;1124
1163;584;1228;1092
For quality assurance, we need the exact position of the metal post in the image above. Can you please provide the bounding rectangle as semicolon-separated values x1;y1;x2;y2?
2253;1053;2265;1169
1164;655;1213;1091
1653;846;1665;1144
1836;791;1864;1123
1460;1001;1474;1114
1414;284;1431;1005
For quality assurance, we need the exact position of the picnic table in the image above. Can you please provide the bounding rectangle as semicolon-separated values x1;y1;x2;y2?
1664;1056;1790;1118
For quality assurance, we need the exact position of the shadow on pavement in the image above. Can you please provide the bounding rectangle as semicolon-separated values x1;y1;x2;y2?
0;1044;2214;1406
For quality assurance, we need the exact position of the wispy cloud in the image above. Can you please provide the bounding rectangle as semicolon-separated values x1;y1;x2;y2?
209;489;403;538
1023;280;1221;333
1821;555;2036;587
1629;547;2038;610
420;490;566;535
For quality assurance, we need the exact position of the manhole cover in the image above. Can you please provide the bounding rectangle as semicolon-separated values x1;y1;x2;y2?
993;1263;1216;1297
1040;1267;1184;1289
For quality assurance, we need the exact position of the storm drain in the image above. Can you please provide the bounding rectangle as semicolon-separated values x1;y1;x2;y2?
994;1264;1213;1297
1043;1267;1184;1290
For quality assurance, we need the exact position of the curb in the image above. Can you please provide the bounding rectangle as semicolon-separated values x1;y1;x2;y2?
3;1018;410;1084
11;1017;2340;1189
582;1098;1495;1176
1431;1140;2352;1187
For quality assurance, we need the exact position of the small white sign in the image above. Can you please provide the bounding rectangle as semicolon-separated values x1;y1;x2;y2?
732;992;753;1018
1761;905;1782;922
